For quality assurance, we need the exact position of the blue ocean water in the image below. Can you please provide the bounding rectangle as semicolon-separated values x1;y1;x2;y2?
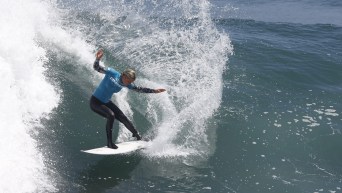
1;0;341;193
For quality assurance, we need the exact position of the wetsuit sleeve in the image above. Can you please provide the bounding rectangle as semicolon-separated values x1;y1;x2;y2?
93;59;106;74
129;84;156;93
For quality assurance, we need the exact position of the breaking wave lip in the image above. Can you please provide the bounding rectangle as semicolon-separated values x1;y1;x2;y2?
0;0;94;192
0;0;60;192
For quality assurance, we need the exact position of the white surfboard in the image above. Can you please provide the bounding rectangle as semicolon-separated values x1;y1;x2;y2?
82;141;149;155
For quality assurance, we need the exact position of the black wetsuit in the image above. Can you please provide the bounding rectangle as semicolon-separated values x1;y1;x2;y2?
90;96;138;148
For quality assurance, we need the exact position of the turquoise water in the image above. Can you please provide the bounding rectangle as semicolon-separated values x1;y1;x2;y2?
1;0;341;192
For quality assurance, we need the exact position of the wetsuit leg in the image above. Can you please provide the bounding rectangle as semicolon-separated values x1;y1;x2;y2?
89;96;118;149
104;101;138;135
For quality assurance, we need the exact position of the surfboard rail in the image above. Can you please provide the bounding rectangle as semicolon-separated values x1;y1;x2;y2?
81;141;149;155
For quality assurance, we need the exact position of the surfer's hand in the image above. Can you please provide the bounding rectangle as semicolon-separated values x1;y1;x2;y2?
154;88;166;93
96;48;104;60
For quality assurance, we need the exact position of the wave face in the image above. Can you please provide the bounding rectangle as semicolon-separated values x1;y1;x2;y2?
0;0;231;192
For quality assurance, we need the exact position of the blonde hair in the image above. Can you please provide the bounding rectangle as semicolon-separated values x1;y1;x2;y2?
122;68;136;80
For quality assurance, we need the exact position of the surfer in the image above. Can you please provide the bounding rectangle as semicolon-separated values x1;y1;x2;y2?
90;48;166;149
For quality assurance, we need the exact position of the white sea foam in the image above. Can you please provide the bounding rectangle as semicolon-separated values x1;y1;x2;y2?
140;21;231;158
0;0;95;192
0;1;58;192
324;109;339;117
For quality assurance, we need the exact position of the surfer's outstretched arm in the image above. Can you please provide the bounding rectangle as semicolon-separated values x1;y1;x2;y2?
131;85;166;93
93;48;106;74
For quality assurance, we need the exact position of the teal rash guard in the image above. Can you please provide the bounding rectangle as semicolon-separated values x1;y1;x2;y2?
93;67;155;103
